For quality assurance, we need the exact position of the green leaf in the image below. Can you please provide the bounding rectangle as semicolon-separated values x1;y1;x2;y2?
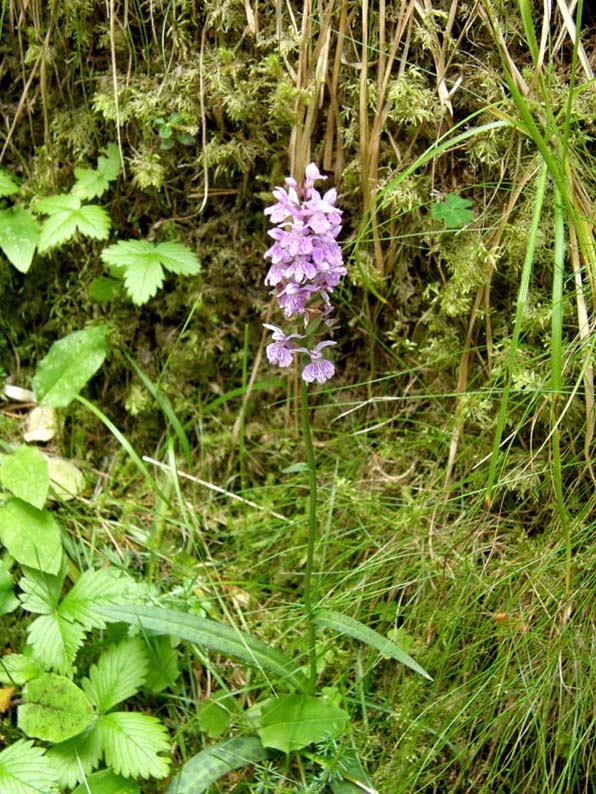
89;276;122;303
18;673;95;742
0;445;50;509
95;711;170;779
33;325;108;407
0;563;19;615
19;566;65;614
0;653;43;686
0;170;20;197
166;736;267;794
71;769;140;794
36;194;111;251
0;739;59;793
73;144;122;200
26;613;85;675
176;133;196;146
197;696;234;739
47;455;86;501
82;637;147;713
142;635;180;694
100;239;200;305
329;745;377;794
258;695;349;753
96;603;308;691
47;724;104;789
314;609;432;681
430;192;474;228
60;568;130;630
0;206;40;272
0;498;63;574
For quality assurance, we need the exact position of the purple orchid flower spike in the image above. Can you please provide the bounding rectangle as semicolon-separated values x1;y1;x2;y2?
263;163;345;384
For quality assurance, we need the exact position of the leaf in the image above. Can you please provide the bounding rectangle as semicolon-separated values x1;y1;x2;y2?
71;769;140;794
166;736;267;794
60;568;130;630
94;711;170;779
36;194;111;251
73;144;122;200
430;193;474;228
0;170;20;197
197;696;234;739
100;239;200;305
0;206;40;273
18;673;95;742
0;739;59;793
33;325;108;407
330;745;377;794
19;566;65;614
314;609;432;681
0;558;19;616
0;685;15;713
26;613;85;675
89;276;122;303
47;455;86;501
0;498;63;574
0;445;50;509
82;637;148;713
142;635;180;694
23;405;58;443
258;695;349;753
0;654;43;686
46;724;104;789
96;603;307;691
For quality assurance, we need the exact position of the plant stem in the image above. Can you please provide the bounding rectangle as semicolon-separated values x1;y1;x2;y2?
300;376;318;692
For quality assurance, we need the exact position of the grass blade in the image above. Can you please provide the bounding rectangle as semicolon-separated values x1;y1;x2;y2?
314;609;432;681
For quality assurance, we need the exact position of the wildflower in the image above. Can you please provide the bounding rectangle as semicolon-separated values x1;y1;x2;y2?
264;163;345;384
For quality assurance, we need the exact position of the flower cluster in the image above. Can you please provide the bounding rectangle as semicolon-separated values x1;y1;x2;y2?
264;163;346;384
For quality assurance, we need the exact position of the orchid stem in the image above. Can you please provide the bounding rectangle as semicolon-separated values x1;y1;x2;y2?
300;376;318;692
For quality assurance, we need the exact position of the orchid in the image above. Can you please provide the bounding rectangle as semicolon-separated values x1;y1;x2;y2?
263;163;345;384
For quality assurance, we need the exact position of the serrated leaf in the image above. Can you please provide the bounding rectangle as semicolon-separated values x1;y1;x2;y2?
0;445;49;509
0;170;20;197
60;568;130;630
82;637;147;713
19;566;66;614
258;695;349;753
95;711;170;779
153;241;201;275
100;239;200;305
96;603;307;691
37;194;110;251
143;635;180;694
73;144;122;200
46;724;104;789
314;609;432;680
0;739;59;793
47;455;86;501
166;736;267;794
430;193;474;228
27;613;85;675
0;654;43;686
0;206;40;272
19;673;94;742
0;498;63;574
33;325;108;407
71;769;140;794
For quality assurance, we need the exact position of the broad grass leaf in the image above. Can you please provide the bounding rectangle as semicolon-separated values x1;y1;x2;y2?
0;739;59;793
18;673;94;742
71;769;140;794
96;603;307;691
82;637;147;713
314;609;432;681
0;206;40;272
166;736;267;794
0;445;49;509
258;695;349;753
0;170;19;197
26;613;85;675
33;325;108;407
95;711;170;779
0;498;63;574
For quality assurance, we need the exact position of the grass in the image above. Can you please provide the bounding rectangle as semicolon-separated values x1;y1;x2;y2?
1;0;596;791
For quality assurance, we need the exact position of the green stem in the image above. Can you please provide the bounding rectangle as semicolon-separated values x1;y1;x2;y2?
300;377;318;692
